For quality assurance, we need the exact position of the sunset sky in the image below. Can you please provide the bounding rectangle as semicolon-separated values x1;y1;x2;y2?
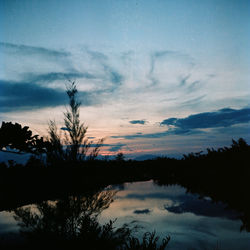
1;0;250;158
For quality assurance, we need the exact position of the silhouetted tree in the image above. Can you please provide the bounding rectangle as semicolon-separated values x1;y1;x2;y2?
47;81;103;164
63;81;89;161
231;138;248;151
0;121;46;155
115;152;125;162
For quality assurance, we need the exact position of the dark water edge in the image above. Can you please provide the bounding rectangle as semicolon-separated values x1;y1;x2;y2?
0;158;249;230
0;182;173;250
0;179;249;250
0;142;250;249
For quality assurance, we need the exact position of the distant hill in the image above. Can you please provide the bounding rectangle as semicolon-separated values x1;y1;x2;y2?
133;154;160;161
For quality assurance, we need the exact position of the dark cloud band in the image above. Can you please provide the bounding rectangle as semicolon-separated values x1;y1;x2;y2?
112;107;250;140
0;80;92;112
161;108;250;129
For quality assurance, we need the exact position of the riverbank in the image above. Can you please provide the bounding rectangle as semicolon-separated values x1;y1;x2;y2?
0;138;249;231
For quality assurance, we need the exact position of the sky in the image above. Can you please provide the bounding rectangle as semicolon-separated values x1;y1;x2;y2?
0;0;250;159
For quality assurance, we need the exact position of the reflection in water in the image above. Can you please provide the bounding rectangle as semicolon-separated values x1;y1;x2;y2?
11;189;169;249
13;190;121;248
99;181;250;250
164;195;240;220
134;209;151;215
0;181;250;249
14;191;116;234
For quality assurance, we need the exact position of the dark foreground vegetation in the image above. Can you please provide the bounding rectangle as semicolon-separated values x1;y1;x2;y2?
0;138;249;249
0;82;249;248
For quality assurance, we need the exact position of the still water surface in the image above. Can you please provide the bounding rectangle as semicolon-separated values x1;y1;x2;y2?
100;181;250;249
0;180;250;249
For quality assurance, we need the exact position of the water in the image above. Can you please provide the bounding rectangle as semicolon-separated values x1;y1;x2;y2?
0;180;250;249
99;181;250;249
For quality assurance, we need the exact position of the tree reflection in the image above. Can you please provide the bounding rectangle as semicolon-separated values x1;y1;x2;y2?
13;190;170;249
13;190;120;248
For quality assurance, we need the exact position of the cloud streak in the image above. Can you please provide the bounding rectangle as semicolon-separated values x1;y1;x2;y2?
129;120;147;125
86;143;126;152
0;45;127;113
161;108;250;129
108;143;126;152
149;50;188;75
111;128;201;140
112;108;250;140
86;48;124;90
0;42;70;59
23;72;96;84
0;80;93;112
148;50;195;86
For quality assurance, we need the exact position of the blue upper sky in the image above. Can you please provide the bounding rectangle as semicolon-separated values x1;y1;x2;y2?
0;0;250;158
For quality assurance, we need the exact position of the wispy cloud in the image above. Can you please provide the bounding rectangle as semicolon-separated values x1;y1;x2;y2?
87;142;126;152
86;48;124;90
87;49;108;61
176;74;203;95
108;143;126;152
111;128;202;140
0;42;74;79
178;74;191;87
23;72;96;84
120;50;134;64
179;95;206;108
0;43;128;113
0;42;70;59
149;50;183;75
1;42;249;155
108;68;124;86
147;50;198;92
187;80;201;92
148;50;195;86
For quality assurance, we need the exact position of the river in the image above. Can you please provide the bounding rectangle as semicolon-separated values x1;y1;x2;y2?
0;180;249;249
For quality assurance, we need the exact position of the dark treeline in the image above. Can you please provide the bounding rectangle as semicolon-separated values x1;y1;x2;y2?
153;138;250;232
0;137;250;232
